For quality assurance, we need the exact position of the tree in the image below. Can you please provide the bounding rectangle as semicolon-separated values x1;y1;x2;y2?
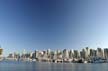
0;48;3;55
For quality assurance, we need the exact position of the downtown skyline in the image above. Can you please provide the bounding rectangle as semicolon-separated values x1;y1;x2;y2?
1;0;108;56
6;47;108;63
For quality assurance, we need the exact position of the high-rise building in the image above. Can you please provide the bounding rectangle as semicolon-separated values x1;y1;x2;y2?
90;49;97;58
63;49;69;59
50;51;54;59
47;49;51;59
104;48;108;59
69;50;74;59
73;50;79;58
47;49;51;55
85;47;90;59
53;51;57;59
56;50;62;59
81;49;86;59
97;48;104;58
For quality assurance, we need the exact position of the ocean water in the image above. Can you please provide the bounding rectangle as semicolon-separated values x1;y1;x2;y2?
0;61;107;71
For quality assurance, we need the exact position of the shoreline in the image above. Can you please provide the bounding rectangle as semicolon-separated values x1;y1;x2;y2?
3;58;108;64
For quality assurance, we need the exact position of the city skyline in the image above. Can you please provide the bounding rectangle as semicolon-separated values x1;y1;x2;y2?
6;47;108;63
1;0;108;56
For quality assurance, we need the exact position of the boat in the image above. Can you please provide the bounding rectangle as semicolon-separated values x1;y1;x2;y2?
84;61;88;63
92;59;105;63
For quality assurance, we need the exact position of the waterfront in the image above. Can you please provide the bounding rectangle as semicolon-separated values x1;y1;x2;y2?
6;47;108;63
0;61;108;71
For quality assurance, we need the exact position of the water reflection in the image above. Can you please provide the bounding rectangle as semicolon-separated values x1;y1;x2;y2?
0;61;108;71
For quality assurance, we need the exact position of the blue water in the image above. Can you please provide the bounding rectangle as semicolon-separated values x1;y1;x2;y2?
0;61;107;71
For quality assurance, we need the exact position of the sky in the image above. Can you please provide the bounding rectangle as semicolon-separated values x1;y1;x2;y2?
0;0;108;56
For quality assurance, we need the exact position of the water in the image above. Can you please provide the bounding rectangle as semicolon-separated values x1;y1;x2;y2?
0;61;107;71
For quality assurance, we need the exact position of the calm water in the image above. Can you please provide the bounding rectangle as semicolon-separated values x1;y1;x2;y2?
0;61;107;71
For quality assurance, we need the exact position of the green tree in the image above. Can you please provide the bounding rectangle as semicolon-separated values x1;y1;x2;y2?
0;49;3;55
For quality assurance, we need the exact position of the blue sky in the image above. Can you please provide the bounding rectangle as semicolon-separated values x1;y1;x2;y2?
0;0;108;56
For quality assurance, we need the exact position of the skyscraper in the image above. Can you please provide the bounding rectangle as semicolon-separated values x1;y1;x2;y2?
97;48;104;58
63;49;69;59
104;48;108;59
85;47;90;59
69;50;74;59
73;50;79;59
